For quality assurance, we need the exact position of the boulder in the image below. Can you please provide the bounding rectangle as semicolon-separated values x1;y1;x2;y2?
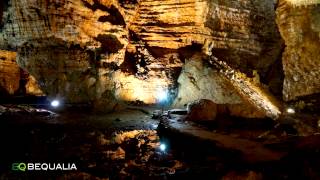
186;99;217;121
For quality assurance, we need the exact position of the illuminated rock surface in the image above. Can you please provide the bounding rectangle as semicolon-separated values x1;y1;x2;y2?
173;55;242;107
0;0;282;113
276;0;320;101
0;50;43;96
25;75;44;96
0;50;20;95
1;1;320;179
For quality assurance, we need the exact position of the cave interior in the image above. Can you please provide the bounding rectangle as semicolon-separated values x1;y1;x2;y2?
1;0;320;179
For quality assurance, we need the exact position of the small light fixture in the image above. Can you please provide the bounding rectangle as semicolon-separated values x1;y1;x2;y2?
159;143;166;151
286;107;295;114
51;100;60;107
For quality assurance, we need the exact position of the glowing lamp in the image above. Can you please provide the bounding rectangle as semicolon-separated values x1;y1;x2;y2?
286;108;295;114
51;100;60;107
159;143;167;151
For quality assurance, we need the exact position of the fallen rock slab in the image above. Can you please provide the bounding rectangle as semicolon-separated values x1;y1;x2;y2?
158;116;287;163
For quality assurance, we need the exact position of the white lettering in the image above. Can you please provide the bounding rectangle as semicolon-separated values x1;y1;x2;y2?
35;163;41;170
27;163;34;170
48;163;55;170
56;163;62;170
41;163;48;170
62;163;68;170
22;163;77;171
71;163;77;170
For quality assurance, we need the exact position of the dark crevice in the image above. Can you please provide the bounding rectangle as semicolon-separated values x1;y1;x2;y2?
118;0;138;7
81;0;125;26
142;21;195;28
129;29;140;42
98;16;110;22
264;44;285;97
145;46;177;58
120;51;138;74
102;62;119;71
0;0;10;30
177;43;203;60
94;34;124;54
143;42;203;60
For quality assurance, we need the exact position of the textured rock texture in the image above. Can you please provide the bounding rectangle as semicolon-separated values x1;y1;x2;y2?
186;99;218;121
25;75;44;96
286;0;320;7
0;0;282;111
0;50;20;95
276;0;320;101
172;54;242;107
0;50;43;96
205;0;283;75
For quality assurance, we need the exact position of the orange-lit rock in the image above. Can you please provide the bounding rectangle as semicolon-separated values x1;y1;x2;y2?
0;50;44;96
0;50;19;95
0;0;282;112
276;0;320;101
25;75;44;96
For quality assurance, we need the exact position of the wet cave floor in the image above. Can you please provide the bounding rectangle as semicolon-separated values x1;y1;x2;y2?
1;103;320;179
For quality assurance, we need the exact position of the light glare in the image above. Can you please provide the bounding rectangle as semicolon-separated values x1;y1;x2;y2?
157;90;168;102
286;108;295;114
51;100;60;107
160;143;166;151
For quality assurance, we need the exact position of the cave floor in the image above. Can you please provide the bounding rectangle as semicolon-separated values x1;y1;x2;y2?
1;104;320;179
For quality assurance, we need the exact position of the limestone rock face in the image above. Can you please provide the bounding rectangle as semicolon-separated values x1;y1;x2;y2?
17;42;97;103
205;0;283;75
172;54;267;119
0;0;282;111
186;99;218;121
172;54;242;107
0;50;20;95
0;50;43;96
276;1;320;101
25;75;44;96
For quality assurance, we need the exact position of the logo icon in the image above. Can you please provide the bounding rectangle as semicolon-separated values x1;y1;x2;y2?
12;163;26;171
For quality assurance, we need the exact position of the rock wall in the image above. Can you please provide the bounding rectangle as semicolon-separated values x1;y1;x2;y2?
0;50;20;95
276;0;320;101
205;0;283;75
0;50;43;96
0;0;282;111
25;75;44;96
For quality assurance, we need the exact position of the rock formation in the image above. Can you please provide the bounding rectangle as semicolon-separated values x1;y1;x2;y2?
25;75;44;96
276;0;320;101
0;50;43;96
0;50;20;95
186;99;218;121
172;54;242;107
0;0;283;114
